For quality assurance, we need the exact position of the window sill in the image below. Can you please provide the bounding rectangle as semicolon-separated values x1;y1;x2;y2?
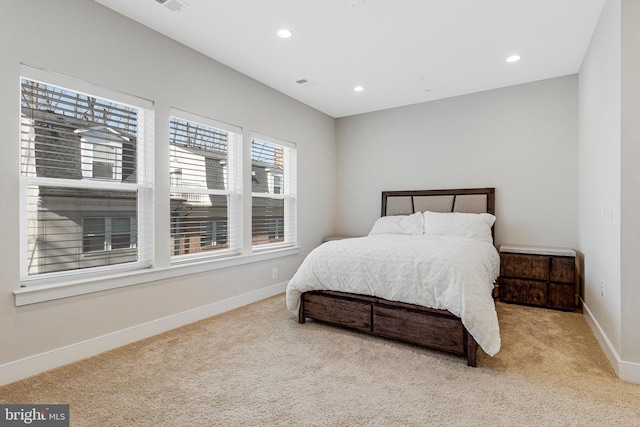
13;246;300;306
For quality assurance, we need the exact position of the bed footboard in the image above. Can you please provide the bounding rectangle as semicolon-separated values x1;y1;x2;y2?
299;290;478;367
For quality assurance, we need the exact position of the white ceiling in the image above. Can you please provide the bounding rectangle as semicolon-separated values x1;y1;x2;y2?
96;0;606;118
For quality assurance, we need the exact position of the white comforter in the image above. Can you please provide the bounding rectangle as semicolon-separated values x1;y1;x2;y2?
286;234;501;356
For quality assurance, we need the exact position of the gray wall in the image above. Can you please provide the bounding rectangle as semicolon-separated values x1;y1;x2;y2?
0;0;336;374
579;0;622;368
335;75;579;250
579;0;640;383
619;0;640;371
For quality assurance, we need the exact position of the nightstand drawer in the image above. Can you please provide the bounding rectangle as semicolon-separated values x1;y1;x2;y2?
500;253;549;280
547;282;575;310
550;256;575;283
500;278;547;306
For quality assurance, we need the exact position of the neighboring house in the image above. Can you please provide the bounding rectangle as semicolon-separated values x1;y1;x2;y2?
251;143;285;245
169;144;229;255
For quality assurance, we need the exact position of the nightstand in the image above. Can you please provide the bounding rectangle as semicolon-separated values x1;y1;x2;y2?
499;245;577;311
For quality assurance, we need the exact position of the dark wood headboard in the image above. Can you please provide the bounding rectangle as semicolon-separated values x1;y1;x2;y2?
381;187;495;217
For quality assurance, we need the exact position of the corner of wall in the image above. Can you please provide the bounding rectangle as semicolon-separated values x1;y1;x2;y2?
582;301;640;384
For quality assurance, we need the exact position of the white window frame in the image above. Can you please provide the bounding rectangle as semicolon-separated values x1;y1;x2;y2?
169;108;242;264
251;133;297;251
18;65;154;287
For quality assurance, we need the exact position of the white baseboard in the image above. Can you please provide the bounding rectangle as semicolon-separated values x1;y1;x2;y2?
0;282;288;387
582;301;640;384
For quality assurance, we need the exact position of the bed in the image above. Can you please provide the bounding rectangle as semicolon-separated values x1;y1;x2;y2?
286;188;500;366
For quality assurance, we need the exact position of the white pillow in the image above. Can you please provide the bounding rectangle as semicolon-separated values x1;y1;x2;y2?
423;211;495;243
368;212;424;235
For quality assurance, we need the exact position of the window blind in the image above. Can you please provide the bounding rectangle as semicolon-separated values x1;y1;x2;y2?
251;135;297;249
169;109;242;261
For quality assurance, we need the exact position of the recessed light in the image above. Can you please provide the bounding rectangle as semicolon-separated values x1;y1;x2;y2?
506;55;521;63
354;86;364;92
277;29;292;39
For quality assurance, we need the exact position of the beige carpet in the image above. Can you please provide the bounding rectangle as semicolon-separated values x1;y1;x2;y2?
1;295;639;426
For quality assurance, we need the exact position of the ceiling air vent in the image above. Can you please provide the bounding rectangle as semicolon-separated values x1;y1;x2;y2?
155;0;186;12
296;79;315;88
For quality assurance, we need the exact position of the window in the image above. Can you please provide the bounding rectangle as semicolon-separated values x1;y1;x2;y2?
82;217;136;253
78;127;127;181
19;66;153;282
82;218;106;253
200;220;228;248
15;66;300;303
169;109;242;261
91;143;116;179
251;135;296;248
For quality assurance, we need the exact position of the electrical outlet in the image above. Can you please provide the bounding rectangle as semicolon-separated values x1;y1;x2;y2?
272;268;278;279
600;281;605;296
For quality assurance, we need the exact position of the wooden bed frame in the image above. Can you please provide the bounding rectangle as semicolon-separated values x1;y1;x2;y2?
298;187;496;366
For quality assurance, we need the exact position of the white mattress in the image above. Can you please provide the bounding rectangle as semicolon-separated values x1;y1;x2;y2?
286;234;501;356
